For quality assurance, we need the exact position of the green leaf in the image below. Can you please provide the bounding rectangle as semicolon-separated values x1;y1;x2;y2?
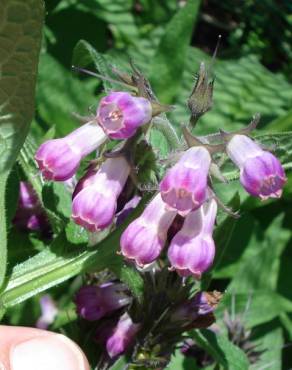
168;349;199;370
65;221;89;245
42;182;72;220
191;329;249;370
108;356;128;370
149;0;201;103
265;108;292;131
228;214;290;292
252;322;283;370
72;39;115;93
57;0;139;48
0;0;44;288
216;291;292;328
36;53;96;136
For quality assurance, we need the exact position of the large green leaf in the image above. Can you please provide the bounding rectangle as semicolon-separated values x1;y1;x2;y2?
228;214;290;292
149;0;201;103
0;0;44;288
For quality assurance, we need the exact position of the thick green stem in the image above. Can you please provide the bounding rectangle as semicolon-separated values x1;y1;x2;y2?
152;116;181;149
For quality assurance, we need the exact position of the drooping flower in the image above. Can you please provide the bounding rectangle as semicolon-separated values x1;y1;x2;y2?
97;92;152;139
75;283;131;321
35;121;107;181
120;193;177;266
160;146;211;216
106;312;140;358
36;295;58;330
168;198;217;278
226;134;286;199
13;181;49;233
72;157;130;231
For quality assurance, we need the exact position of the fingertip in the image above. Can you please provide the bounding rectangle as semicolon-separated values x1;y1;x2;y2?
0;326;90;370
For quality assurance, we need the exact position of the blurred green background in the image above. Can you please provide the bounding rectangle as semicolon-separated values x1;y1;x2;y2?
2;0;292;369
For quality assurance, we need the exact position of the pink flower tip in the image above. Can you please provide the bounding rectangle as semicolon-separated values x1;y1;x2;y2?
35;138;82;181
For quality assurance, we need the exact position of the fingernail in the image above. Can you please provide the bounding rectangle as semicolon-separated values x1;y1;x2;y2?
0;362;6;370
11;334;87;370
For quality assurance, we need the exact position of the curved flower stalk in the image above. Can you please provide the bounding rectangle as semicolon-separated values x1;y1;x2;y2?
168;198;217;278
72;157;130;231
226;134;286;199
160;146;211;216
120;193;177;266
35;121;107;181
106;312;140;358
75;282;131;321
97;92;152;139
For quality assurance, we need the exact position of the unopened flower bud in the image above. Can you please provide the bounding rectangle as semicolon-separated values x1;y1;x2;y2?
35;121;107;181
75;283;131;321
226;134;286;199
188;62;214;124
160;147;211;216
168;198;217;278
97;92;152;139
120;194;177;266
72;157;130;231
171;292;215;323
106;312;140;358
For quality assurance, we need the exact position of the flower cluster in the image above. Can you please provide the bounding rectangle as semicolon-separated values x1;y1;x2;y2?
121;132;286;277
36;92;151;182
35;83;286;280
35;91;152;231
75;282;139;358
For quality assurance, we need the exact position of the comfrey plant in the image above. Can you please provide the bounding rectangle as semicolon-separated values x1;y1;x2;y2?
35;60;287;367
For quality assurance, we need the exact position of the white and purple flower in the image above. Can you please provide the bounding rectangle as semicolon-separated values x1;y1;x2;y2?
226;134;286;199
35;121;107;181
160;146;211;216
120;193;177;266
72;157;130;231
168;198;217;278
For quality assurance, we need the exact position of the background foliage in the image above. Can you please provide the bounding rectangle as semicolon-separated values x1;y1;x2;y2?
1;0;292;369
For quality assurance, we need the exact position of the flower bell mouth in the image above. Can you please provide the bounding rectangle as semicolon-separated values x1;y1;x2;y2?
97;92;152;139
99;103;124;132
